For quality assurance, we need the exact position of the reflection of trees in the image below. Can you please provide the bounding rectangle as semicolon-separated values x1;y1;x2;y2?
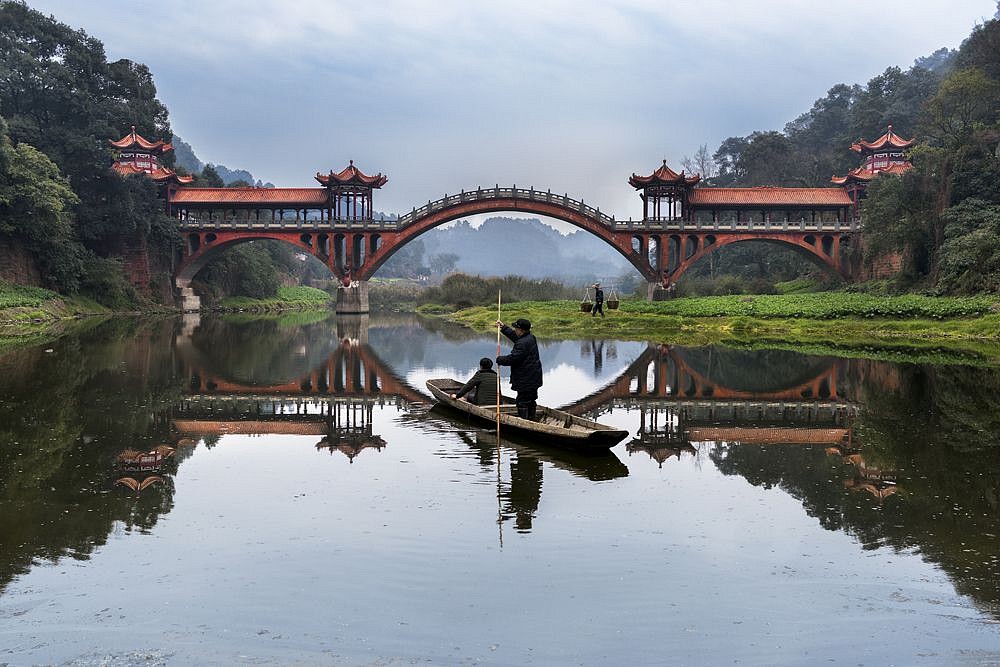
0;319;182;594
711;360;1000;619
189;315;339;385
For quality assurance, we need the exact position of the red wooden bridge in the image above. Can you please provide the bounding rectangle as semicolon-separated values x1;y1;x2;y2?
109;124;914;307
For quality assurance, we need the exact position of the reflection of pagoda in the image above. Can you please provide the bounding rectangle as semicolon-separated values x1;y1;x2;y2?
113;445;176;495
825;444;900;501
315;429;387;462
832;125;914;218
627;440;697;468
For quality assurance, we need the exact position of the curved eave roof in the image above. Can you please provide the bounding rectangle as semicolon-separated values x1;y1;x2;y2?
112;163;193;185
110;126;172;154
688;187;852;207
850;125;915;153
831;163;912;184
169;187;329;205
315;161;388;188
629;160;701;188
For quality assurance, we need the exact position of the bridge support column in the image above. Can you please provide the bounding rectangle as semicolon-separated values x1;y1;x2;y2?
175;278;201;313
336;281;370;314
647;282;671;302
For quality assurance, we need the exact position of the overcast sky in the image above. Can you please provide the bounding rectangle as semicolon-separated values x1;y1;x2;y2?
27;0;1000;219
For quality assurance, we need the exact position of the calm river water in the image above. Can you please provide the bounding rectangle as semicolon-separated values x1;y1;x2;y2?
1;312;999;665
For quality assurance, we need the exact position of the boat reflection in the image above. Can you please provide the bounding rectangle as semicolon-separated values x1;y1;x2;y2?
411;405;628;532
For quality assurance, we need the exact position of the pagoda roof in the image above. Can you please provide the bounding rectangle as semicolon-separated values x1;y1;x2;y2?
169;187;329;205
315;161;388;188
629;160;701;188
110;126;174;154
850;125;915;153
831;162;912;185
688;187;852;207
113;162;194;185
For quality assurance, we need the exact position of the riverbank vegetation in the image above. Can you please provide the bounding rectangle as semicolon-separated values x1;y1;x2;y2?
436;293;1000;364
214;286;332;312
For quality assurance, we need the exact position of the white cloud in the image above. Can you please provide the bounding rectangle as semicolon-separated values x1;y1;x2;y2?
27;0;999;216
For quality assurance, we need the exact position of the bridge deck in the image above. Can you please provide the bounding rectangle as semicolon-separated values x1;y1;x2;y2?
174;186;861;233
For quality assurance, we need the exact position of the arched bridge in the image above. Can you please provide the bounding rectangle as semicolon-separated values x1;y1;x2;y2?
173;185;859;290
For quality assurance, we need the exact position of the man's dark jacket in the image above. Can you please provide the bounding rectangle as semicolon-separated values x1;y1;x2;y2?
455;369;499;405
497;325;543;391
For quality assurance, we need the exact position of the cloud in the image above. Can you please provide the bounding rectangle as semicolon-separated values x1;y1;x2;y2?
27;0;999;216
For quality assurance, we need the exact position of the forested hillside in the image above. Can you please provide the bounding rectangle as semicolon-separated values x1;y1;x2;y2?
681;13;1000;293
1;0;998;306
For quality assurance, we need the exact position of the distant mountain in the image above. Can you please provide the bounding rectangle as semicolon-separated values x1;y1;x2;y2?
421;217;634;283
172;136;274;187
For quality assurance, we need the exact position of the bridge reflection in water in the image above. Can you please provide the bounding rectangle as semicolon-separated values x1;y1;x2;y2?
169;319;893;499
161;317;906;537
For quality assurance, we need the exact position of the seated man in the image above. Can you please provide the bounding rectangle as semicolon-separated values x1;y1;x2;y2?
452;357;500;406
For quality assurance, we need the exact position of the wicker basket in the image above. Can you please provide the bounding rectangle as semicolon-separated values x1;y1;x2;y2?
580;301;593;312
607;288;620;309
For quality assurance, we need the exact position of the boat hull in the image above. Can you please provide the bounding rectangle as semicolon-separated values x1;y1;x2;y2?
426;378;629;452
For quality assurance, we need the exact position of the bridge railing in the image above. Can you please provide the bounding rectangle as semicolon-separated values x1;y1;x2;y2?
174;187;862;234
613;219;860;232
394;186;618;228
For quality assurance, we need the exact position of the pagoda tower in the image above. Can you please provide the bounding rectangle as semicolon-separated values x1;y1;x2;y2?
628;160;701;221
832;125;914;217
109;126;193;188
315;160;388;221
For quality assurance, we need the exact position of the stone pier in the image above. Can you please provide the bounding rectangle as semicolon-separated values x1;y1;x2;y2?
176;279;201;312
336;281;370;314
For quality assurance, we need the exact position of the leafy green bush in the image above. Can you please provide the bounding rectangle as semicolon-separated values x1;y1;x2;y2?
418;273;577;308
78;256;139;310
626;292;997;320
0;281;60;309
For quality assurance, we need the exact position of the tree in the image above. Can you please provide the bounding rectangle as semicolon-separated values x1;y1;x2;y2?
711;136;749;185
0;118;82;290
954;17;1000;80
196;164;225;188
920;68;1000;149
937;198;1000;293
680;144;716;179
0;1;178;293
428;252;459;275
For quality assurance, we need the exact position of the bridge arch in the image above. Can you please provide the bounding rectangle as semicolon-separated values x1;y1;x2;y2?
665;233;853;283
356;191;655;281
176;231;333;286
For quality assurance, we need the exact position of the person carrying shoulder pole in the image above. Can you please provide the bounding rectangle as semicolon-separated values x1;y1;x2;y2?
592;282;605;318
495;317;543;421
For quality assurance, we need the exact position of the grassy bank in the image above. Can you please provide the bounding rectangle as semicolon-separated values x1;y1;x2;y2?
431;293;1000;365
214;285;333;311
0;282;109;323
0;281;112;352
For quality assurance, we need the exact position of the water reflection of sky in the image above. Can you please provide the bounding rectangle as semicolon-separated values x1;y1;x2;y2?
392;327;646;406
3;313;1000;665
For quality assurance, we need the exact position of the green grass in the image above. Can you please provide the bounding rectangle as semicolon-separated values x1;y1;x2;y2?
216;285;333;311
436;293;1000;365
0;281;109;325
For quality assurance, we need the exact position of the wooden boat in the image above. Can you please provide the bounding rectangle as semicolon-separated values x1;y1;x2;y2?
426;378;629;451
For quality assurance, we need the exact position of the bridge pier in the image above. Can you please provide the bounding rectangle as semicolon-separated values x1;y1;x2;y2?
336;281;370;314
175;278;201;313
647;282;672;301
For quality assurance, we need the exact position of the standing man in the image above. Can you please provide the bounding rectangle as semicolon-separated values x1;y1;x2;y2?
592;282;605;318
495;318;543;420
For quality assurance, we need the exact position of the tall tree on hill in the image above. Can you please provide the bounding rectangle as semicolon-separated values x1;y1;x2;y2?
0;118;82;290
0;1;178;299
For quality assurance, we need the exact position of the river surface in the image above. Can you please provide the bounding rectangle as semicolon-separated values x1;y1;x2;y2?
1;312;999;666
